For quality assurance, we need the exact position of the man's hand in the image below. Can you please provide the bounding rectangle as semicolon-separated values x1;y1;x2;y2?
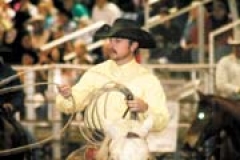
57;84;72;98
126;98;148;113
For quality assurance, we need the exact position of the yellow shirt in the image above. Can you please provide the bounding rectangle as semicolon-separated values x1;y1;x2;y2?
55;59;169;131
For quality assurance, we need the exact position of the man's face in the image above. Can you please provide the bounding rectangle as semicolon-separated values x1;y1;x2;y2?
109;38;135;63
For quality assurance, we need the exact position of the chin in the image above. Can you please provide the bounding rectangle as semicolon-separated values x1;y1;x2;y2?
109;55;118;60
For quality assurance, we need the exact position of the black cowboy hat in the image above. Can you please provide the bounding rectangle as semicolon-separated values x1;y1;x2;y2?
94;18;156;48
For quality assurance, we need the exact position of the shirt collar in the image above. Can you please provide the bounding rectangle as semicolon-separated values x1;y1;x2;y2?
110;59;138;70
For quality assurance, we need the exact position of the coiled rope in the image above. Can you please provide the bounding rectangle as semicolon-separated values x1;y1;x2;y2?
77;81;136;145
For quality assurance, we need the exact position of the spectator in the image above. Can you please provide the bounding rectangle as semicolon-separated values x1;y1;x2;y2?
17;30;38;64
215;38;240;99
0;0;15;30
21;50;38;65
55;7;77;34
119;0;144;25
180;0;211;63
37;1;57;30
63;0;90;22
0;28;18;64
26;15;50;50
72;40;93;65
149;7;181;63
209;0;232;62
92;0;122;25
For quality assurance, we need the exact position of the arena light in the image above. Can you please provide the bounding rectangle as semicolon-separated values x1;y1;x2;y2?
198;112;205;120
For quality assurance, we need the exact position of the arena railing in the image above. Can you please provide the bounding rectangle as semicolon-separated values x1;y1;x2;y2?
39;21;105;52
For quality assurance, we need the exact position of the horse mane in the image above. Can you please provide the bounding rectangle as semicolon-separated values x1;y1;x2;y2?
212;96;240;123
198;91;240;122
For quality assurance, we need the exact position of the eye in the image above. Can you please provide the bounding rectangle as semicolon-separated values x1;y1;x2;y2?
115;39;121;43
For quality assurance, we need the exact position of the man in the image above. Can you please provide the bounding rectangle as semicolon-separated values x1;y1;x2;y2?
56;18;169;133
215;38;240;99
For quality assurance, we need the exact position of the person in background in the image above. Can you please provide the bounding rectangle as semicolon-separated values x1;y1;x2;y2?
209;0;232;62
63;0;90;22
149;7;181;63
91;0;122;25
26;15;50;50
69;40;93;82
180;0;211;63
215;38;240;99
55;18;169;137
73;40;93;65
55;7;77;34
37;0;56;30
21;50;39;65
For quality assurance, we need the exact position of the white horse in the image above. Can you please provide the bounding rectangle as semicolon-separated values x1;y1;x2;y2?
96;116;155;160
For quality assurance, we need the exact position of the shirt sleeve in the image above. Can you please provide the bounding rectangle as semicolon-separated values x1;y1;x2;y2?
55;71;96;114
143;75;170;131
216;58;239;97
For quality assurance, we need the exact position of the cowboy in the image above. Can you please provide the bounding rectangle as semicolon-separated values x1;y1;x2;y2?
215;38;240;99
55;18;169;134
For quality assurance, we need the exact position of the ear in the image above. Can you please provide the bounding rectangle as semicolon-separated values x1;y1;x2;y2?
136;115;154;137
130;41;139;53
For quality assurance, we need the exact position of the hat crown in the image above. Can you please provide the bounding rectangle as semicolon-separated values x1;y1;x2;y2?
94;18;156;48
112;18;140;30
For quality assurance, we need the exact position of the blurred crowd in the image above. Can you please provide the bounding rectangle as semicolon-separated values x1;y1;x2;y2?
0;0;238;66
150;0;235;64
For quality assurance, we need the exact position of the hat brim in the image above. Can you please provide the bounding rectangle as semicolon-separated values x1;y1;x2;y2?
228;39;240;45
94;24;156;48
